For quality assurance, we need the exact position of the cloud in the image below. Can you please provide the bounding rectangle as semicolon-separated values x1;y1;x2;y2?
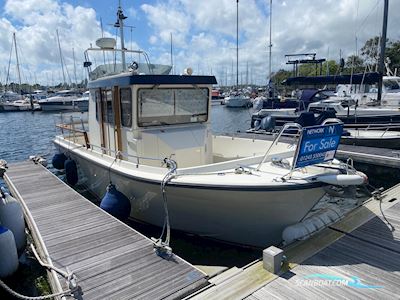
1;0;400;87
1;0;103;85
140;0;400;85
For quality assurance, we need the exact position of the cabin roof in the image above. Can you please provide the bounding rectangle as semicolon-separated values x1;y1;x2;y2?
88;74;217;89
283;72;380;86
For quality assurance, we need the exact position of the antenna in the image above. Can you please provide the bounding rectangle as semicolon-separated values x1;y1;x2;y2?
114;1;128;70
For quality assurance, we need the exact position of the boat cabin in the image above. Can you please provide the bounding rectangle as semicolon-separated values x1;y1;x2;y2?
87;73;217;168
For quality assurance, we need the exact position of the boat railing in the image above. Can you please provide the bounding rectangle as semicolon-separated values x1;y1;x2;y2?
84;48;154;80
256;118;344;172
55;114;90;148
55;113;169;167
256;123;303;171
343;123;400;137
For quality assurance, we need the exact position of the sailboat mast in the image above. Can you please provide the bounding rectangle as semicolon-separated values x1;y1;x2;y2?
72;48;77;87
56;29;66;86
13;33;22;90
268;0;272;82
236;0;239;89
377;0;389;103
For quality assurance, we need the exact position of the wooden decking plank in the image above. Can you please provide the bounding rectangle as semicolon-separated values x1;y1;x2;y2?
84;258;188;300
58;238;149;271
4;161;207;299
50;230;141;262
75;243;157;279
40;217;112;243
46;222;123;250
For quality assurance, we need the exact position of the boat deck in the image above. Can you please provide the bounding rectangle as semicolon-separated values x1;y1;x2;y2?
3;161;207;300
237;132;400;168
188;183;400;300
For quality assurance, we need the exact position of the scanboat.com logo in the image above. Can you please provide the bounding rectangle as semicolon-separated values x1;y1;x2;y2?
295;273;383;289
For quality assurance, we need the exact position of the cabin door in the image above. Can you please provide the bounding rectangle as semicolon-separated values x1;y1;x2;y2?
100;89;117;156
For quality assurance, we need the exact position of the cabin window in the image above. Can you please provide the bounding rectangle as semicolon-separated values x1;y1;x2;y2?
104;90;114;124
95;90;101;121
384;80;400;91
120;88;132;127
137;88;209;127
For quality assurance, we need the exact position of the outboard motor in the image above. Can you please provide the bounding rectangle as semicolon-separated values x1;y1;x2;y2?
260;115;276;131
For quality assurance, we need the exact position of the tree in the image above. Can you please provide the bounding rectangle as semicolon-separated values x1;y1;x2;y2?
360;36;381;67
344;55;365;74
386;40;400;71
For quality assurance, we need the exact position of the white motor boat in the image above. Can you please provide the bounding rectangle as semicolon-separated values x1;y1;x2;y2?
53;8;366;248
225;93;251;108
0;99;40;112
39;90;84;111
341;125;400;149
252;99;400;129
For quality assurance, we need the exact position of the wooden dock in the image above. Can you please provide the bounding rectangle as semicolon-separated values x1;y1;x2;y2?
188;183;400;300
4;161;208;300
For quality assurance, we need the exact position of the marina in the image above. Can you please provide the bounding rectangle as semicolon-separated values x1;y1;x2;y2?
1;0;400;299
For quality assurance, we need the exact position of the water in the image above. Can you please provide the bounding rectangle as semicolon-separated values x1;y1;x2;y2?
0;106;260;268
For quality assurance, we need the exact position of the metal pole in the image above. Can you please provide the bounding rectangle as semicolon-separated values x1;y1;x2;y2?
377;0;389;104
268;0;272;83
56;29;66;86
236;0;239;89
117;1;127;71
13;33;22;91
170;33;173;75
72;48;77;88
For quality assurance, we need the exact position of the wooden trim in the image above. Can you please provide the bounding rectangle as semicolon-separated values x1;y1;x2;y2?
98;89;107;154
113;86;123;159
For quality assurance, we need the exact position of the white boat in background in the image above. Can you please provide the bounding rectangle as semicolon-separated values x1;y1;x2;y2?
225;93;251;108
39;90;85;111
0;99;40;112
341;124;400;149
52;5;367;248
0;91;22;102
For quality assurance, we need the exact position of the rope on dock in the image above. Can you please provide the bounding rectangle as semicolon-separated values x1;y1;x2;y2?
0;244;79;300
0;279;75;300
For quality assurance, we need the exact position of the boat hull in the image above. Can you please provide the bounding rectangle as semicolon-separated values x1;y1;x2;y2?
341;135;400;149
40;101;88;112
62;147;326;247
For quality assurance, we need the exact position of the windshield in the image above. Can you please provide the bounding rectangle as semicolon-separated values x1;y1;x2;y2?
138;88;209;127
384;80;400;91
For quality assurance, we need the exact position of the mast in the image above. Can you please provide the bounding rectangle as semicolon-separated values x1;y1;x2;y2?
236;0;239;89
115;0;127;71
170;32;174;75
268;0;272;83
56;29;66;86
13;33;22;92
5;36;13;91
377;0;389;104
72;48;77;87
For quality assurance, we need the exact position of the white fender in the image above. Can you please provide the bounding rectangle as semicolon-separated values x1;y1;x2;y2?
316;172;367;186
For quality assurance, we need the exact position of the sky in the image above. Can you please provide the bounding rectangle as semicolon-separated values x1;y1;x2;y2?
0;0;399;87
